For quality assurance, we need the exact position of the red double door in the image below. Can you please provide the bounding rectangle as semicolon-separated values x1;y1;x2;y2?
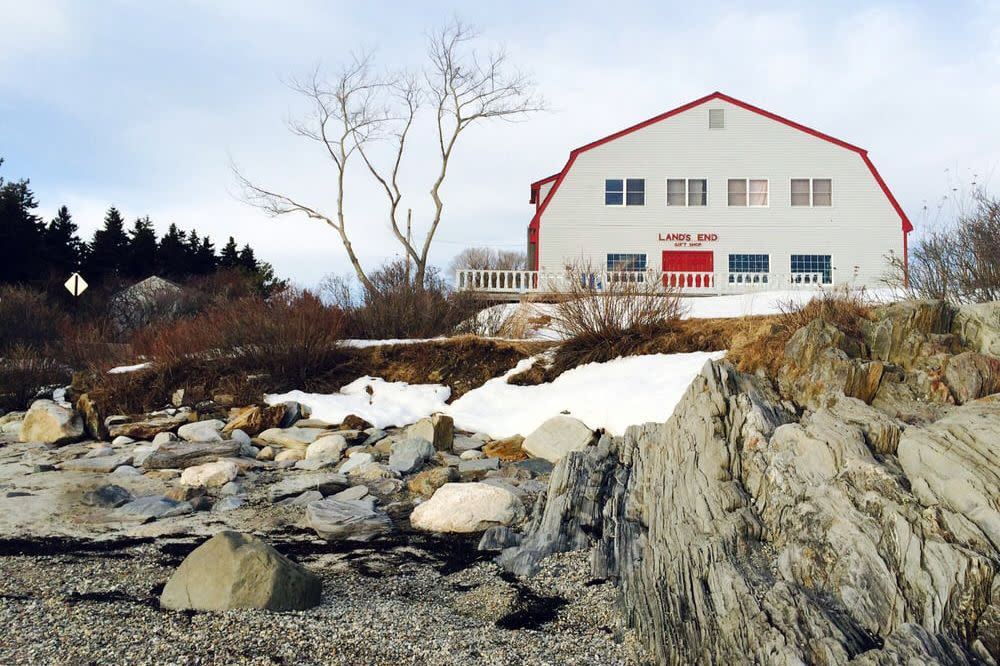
662;250;714;288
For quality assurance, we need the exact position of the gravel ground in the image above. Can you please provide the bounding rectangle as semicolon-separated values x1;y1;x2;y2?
0;535;644;665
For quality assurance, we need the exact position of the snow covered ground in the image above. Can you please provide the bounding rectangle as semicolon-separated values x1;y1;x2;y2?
266;350;724;438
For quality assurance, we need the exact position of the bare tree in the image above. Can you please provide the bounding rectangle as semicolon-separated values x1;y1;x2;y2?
448;246;526;275
234;19;544;292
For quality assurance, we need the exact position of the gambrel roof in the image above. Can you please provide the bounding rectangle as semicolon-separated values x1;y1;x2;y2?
529;92;912;235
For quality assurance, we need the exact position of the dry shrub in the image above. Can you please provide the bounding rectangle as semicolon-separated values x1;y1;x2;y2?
0;344;70;411
0;285;68;350
727;288;873;375
131;289;346;388
549;264;685;372
323;259;480;339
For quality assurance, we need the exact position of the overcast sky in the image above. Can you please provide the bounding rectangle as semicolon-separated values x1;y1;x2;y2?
2;0;998;287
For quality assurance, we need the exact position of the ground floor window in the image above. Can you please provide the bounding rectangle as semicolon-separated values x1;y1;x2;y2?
791;254;832;283
728;254;769;283
607;253;647;282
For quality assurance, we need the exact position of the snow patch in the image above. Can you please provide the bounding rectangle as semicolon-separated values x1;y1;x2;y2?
266;376;451;429
107;362;152;374
448;351;724;438
273;351;723;438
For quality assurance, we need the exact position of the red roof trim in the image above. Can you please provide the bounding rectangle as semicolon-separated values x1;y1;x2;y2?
530;91;912;235
529;173;559;204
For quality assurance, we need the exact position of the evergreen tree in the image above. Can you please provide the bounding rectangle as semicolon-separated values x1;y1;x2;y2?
195;235;217;274
85;207;130;282
126;216;158;278
157;223;188;277
219;236;240;269
43;206;83;274
238;244;259;272
0;159;47;284
184;228;202;272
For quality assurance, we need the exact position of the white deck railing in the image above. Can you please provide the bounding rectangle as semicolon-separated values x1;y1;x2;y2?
455;269;830;295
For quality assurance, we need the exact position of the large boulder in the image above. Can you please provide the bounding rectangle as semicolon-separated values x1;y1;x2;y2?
306;498;391;541
222;404;286;437
410;482;524;533
60;452;133;473
865;300;956;367
116;495;193;521
406;414;454;452
521;415;596;463
388;438;436;474
180;461;239;488
19;400;84;445
159;531;321;611
304;434;348;461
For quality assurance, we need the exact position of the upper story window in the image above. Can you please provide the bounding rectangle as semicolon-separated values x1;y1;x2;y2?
728;179;768;207
667;179;707;206
709;108;725;129
605;178;645;206
791;178;833;206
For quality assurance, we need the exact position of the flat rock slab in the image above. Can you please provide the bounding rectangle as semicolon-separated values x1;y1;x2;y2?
267;472;348;503
306;498;391;541
143;441;240;469
60;453;134;474
109;412;191;440
116;495;193;521
257;427;328;450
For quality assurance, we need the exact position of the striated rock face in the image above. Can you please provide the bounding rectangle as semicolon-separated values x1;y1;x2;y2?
507;359;999;664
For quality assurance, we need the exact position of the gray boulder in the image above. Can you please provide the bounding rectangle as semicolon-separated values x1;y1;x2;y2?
266;472;347;503
60;453;134;473
116;495;193;521
406;414;454;452
521;415;596;463
388;438;436;474
306;498;391;541
159;531;321;611
19;400;84;445
177;419;225;443
81;484;134;508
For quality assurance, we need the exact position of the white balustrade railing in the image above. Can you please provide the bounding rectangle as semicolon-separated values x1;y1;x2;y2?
455;269;831;295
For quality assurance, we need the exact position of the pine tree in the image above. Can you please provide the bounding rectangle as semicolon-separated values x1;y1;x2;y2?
0;160;47;284
195;235;216;274
85;207;130;282
238;244;259;272
219;236;240;269
126;216;158;279
157;223;188;277
43;206;83;275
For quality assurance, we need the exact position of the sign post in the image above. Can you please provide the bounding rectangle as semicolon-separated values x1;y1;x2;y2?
64;272;88;297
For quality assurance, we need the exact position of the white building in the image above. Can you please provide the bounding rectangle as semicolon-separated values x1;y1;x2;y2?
460;92;912;294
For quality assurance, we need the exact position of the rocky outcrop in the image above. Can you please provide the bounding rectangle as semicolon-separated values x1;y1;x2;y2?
306;497;391;541
159;531;321;611
505;359;999;664
943;352;1000;404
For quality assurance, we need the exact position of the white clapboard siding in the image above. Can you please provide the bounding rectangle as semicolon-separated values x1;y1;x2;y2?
533;96;906;288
